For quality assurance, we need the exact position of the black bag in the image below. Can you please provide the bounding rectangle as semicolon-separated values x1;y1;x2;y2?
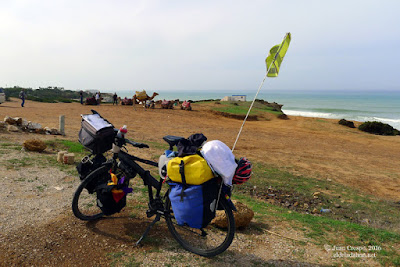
78;111;115;154
177;133;207;157
76;154;107;194
96;183;127;216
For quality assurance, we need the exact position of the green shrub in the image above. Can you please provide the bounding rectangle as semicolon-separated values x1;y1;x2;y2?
339;119;355;128
358;121;399;136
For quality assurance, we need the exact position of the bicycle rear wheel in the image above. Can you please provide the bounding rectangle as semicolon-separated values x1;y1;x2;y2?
165;195;235;257
72;165;109;221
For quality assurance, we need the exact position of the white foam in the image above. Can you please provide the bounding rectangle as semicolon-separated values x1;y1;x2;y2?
283;109;340;119
283;109;400;130
373;117;400;123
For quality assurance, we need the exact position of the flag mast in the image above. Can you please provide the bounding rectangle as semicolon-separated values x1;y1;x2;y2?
231;33;290;152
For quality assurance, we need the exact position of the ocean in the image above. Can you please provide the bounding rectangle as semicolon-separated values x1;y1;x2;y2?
116;90;400;130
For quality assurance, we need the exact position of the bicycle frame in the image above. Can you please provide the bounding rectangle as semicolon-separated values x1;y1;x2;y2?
117;151;164;205
113;149;169;245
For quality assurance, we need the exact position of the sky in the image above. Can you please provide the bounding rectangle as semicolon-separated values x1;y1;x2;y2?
1;0;399;92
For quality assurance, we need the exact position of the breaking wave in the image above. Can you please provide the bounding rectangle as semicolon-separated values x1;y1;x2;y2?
283;109;400;130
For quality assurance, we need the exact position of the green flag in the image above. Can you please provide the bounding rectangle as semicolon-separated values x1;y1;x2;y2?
266;32;291;77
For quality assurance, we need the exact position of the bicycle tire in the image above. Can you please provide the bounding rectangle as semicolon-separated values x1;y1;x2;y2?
72;165;109;221
165;194;235;257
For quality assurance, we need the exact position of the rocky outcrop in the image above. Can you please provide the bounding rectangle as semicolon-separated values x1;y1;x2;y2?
255;99;283;112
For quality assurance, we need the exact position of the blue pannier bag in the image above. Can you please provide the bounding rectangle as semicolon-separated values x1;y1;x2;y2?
169;179;218;229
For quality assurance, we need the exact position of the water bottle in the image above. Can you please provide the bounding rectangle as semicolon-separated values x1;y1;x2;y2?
112;125;128;153
117;125;128;138
320;208;331;213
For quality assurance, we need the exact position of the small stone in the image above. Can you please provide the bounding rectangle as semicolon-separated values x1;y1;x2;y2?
63;153;75;164
57;151;68;163
4;116;17;125
334;204;341;208
7;125;20;132
27;122;42;130
35;128;46;134
361;218;371;225
50;128;61;135
0;121;6;130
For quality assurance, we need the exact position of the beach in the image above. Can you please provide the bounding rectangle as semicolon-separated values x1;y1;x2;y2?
1;98;399;200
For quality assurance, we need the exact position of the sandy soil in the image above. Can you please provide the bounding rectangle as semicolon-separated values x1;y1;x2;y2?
1;98;399;201
1;98;396;266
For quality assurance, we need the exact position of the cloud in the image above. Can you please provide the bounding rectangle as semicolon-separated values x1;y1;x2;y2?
0;0;399;91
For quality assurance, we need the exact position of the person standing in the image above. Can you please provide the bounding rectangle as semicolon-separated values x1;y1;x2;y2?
113;92;118;105
95;92;100;105
19;89;26;107
80;90;84;105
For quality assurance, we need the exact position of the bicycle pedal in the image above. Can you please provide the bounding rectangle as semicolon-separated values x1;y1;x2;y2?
146;209;155;218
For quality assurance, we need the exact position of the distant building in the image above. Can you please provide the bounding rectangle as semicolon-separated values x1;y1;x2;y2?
221;95;246;102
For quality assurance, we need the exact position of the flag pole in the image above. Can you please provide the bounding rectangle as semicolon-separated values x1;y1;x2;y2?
231;33;289;152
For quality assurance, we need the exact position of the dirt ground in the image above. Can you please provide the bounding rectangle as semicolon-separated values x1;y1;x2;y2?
0;98;398;266
2;98;399;200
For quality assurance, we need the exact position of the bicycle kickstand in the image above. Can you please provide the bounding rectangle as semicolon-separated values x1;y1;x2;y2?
135;213;161;246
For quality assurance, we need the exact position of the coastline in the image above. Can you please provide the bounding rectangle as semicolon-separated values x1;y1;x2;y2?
115;90;400;130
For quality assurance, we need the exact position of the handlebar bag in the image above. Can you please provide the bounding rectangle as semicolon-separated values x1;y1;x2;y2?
79;113;115;154
169;179;218;229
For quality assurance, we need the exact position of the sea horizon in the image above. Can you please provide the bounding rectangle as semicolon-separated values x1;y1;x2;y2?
113;89;400;130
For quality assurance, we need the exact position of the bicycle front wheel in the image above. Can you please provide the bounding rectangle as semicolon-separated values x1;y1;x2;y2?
72;165;109;221
165;195;235;257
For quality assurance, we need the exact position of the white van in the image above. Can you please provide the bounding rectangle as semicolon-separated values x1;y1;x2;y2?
0;88;5;104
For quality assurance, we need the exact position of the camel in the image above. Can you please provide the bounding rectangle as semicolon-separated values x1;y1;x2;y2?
161;99;179;109
133;91;159;106
181;100;192;111
131;91;159;110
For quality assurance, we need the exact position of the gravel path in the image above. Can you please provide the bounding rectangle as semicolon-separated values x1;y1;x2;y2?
0;147;80;236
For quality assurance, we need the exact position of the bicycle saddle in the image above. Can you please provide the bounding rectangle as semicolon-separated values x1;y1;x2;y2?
163;135;184;150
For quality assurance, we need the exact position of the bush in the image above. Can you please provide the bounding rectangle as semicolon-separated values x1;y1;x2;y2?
358;121;399;136
339;119;355;128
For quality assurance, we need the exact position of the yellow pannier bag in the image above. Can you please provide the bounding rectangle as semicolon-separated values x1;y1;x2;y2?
167;154;214;185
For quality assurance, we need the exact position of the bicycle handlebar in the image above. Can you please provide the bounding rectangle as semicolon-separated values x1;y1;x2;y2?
113;127;149;149
125;138;149;149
